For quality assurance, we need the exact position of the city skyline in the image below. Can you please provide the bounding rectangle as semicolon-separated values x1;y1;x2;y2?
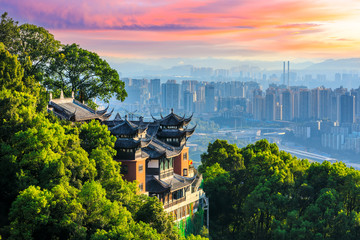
2;0;360;62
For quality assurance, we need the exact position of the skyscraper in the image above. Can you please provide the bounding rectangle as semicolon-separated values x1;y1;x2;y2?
161;80;180;111
265;91;276;121
205;84;215;113
282;89;293;121
150;79;160;98
340;94;355;124
299;90;310;120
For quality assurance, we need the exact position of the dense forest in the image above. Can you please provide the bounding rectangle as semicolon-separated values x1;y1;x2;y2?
199;139;360;239
0;13;207;240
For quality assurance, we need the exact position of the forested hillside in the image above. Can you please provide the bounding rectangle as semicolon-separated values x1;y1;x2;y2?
0;12;207;240
200;139;360;240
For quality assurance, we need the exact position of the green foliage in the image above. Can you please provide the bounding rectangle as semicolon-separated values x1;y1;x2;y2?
199;139;244;172
79;120;116;153
9;186;53;240
0;12;19;52
15;23;61;81
132;195;179;239
200;138;360;239
45;43;127;104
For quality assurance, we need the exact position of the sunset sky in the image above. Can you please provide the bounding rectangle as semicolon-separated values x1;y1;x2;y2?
2;0;360;62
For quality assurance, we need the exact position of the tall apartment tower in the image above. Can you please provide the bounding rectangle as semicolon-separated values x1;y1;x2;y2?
183;90;195;113
253;95;265;120
265;91;276;121
205;84;215;113
281;89;293;121
161;80;180;111
299;89;311;120
150;79;160;98
340;94;355;124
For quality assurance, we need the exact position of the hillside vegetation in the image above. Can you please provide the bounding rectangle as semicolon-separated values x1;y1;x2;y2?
0;12;207;240
200;139;360;240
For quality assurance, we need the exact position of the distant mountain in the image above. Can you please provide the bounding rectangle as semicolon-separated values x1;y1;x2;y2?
305;58;360;71
108;57;360;79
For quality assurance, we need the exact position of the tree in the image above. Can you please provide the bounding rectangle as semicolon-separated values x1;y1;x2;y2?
199;138;360;240
15;24;61;81
0;12;19;52
46;43;127;104
132;196;178;239
199;139;244;172
8;186;53;240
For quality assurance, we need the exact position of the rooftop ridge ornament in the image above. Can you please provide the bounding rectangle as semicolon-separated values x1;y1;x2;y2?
114;113;121;121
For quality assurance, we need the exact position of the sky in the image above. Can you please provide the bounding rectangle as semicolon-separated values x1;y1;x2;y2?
2;0;360;62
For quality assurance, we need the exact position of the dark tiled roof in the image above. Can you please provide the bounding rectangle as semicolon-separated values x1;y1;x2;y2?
146;123;160;137
146;174;197;193
158;112;185;126
114;138;141;149
49;98;113;121
142;147;165;159
162;174;195;191
152;111;193;127
110;119;139;135
157;129;187;138
185;125;196;138
147;138;183;158
156;125;196;138
146;176;169;193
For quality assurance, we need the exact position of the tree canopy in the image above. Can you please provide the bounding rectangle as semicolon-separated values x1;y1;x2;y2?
200;139;360;240
45;43;127;103
0;12;126;105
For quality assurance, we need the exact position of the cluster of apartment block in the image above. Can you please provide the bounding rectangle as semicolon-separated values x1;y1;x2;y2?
252;85;359;124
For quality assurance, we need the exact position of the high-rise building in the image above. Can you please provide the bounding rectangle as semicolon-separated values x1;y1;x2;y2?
281;89;293;121
205;84;215;113
183;90;195;113
161;80;180;111
299;90;310;120
340;94;355;124
265;91;276;121
150;79;160;98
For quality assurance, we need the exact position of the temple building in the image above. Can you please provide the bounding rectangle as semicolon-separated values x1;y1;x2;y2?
104;109;206;221
48;93;207;223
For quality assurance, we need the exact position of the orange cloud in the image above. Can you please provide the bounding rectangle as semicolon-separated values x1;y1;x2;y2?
3;0;360;60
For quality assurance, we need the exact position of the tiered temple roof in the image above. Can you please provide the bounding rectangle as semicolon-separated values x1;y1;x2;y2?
110;117;148;137
48;91;113;122
105;110;197;195
152;109;193;129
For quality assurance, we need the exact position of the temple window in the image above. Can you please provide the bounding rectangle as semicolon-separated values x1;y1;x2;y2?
170;158;173;168
139;183;143;192
183;152;188;160
138;164;143;172
183;168;188;176
160;160;165;171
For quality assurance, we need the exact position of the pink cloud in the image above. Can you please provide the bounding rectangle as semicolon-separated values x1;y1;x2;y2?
2;0;360;60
